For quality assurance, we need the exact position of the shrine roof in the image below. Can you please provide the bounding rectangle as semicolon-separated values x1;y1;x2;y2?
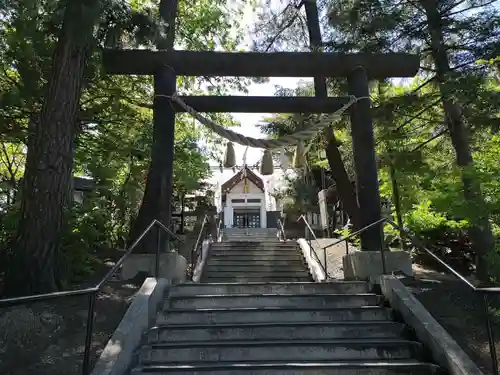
221;166;264;195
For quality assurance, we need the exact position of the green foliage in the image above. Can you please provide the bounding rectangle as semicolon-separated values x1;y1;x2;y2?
252;0;500;277
405;200;468;232
0;0;248;283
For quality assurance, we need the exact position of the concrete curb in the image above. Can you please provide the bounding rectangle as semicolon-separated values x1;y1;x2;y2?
90;277;169;375
297;238;326;282
380;275;484;375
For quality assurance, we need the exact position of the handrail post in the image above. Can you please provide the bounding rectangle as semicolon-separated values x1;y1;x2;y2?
82;291;96;375
344;239;349;256
155;224;161;278
298;215;329;278
190;238;194;275
200;225;205;262
380;244;387;275
323;245;327;277
380;233;387;275
484;293;499;375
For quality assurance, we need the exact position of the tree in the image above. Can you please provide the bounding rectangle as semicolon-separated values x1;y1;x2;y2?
3;0;101;295
128;0;254;249
259;81;362;229
251;1;363;229
0;0;251;294
324;0;500;278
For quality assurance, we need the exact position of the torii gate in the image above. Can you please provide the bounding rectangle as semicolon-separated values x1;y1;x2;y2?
102;0;419;252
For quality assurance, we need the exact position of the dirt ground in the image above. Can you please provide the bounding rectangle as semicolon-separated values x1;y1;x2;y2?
2;244;500;375
0;261;143;375
401;272;500;375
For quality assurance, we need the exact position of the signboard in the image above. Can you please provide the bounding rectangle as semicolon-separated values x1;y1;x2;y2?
318;189;329;230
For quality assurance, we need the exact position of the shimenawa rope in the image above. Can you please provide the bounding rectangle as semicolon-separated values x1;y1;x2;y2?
157;93;369;150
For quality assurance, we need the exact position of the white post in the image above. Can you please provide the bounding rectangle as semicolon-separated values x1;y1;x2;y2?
261;202;267;228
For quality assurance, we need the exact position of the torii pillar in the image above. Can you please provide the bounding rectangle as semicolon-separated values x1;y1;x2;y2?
348;67;383;251
128;0;178;253
303;0;382;250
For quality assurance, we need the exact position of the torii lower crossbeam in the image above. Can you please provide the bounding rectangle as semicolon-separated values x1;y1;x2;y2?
172;96;353;113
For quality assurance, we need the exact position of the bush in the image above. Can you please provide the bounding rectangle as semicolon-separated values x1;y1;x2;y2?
404;200;475;274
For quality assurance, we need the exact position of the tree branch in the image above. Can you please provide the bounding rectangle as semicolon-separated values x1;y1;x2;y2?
411;129;448;152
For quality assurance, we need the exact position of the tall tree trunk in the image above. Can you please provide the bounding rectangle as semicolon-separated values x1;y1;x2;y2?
324;133;361;230
302;0;361;230
3;0;98;296
422;0;495;280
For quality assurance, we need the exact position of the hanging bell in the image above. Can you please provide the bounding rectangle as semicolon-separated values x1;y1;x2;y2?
260;149;274;176
223;141;236;168
293;141;307;169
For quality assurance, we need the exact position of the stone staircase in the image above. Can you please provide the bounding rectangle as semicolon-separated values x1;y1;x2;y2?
222;228;279;242
130;238;445;375
202;241;312;282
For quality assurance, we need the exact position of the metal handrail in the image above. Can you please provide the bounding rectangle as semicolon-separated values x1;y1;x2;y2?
217;215;223;241
297;215;329;277
277;218;286;241
0;218;183;375
324;217;389;274
332;216;499;375
324;217;387;251
188;215;209;278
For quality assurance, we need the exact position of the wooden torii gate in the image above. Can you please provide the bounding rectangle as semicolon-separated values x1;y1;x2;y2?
102;0;419;252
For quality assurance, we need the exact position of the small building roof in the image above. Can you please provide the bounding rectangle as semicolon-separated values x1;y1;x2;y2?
221;166;264;200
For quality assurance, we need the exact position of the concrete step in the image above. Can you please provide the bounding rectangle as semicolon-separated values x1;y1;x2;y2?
222;236;279;238
223;231;278;235
222;236;281;243
210;249;302;257
209;254;303;261
147;321;407;342
222;241;282;244
131;360;444;375
222;235;279;238
222;242;284;245
210;248;302;255
201;276;313;283
202;271;311;278
206;260;306;266
156;307;394;325
168;293;381;309
209;248;299;253
212;242;292;247
204;265;308;273
138;339;423;364
169;282;371;296
222;237;280;240
222;236;279;239
223;229;278;234
206;259;305;266
214;242;297;247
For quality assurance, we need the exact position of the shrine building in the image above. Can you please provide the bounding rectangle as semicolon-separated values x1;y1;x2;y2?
214;166;281;229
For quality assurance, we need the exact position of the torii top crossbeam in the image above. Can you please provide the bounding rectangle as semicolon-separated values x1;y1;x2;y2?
103;50;419;79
